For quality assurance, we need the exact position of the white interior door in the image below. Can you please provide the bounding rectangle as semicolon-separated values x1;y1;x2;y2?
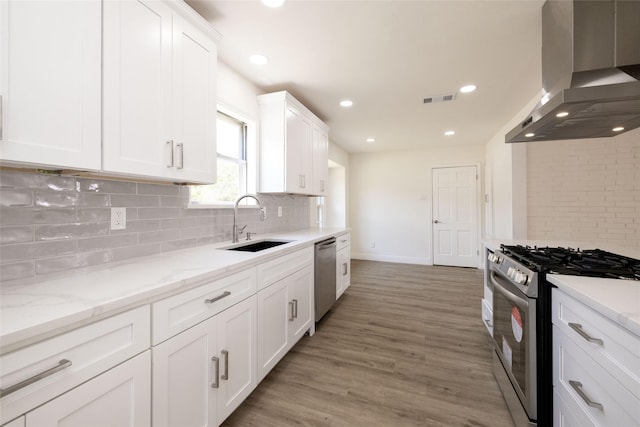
432;166;479;267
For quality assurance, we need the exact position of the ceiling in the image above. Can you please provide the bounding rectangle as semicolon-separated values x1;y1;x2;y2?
186;0;545;153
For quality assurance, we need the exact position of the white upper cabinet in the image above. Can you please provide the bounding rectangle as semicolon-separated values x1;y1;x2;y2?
103;0;217;184
0;0;101;170
258;91;328;195
169;13;217;183
312;122;329;196
1;0;217;184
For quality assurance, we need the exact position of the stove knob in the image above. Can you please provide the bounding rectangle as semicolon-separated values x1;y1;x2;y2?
507;267;514;278
516;272;529;285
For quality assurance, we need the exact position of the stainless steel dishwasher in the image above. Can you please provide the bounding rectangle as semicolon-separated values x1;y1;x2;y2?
314;237;336;321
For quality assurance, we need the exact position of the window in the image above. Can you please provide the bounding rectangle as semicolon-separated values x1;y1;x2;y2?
190;111;248;206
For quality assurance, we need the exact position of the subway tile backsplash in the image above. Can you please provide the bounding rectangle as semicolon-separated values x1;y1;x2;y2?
0;170;311;281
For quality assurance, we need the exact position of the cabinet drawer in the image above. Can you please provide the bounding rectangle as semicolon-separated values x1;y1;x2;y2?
552;289;640;399
257;247;313;291
554;388;595;427
336;233;350;251
152;269;256;344
553;326;640;427
0;306;150;424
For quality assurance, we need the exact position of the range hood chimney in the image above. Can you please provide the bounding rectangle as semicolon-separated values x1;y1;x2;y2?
505;0;640;144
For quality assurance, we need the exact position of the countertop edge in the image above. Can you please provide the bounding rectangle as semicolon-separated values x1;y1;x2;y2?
547;274;640;337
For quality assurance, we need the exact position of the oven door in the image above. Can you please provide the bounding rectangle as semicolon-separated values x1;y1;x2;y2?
491;269;537;420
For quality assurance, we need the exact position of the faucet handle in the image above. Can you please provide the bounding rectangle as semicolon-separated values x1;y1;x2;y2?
238;224;248;235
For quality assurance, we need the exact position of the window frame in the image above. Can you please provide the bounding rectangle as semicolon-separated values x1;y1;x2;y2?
188;104;256;208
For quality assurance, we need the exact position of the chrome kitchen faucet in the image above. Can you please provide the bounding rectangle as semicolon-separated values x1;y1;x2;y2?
232;194;266;243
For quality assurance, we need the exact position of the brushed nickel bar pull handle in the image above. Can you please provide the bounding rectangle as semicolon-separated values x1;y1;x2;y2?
289;301;295;321
166;140;174;167
569;380;604;411
343;262;348;276
569;323;604;346
293;299;298;319
211;356;220;388
0;359;72;398
176;142;184;169
221;350;229;381
205;291;231;304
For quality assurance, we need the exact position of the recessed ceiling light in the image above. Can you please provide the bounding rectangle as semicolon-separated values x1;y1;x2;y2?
556;111;569;118
262;0;285;7
444;130;455;136
340;100;353;108
459;84;477;93
525;132;535;138
612;126;625;132
249;54;268;65
366;138;375;143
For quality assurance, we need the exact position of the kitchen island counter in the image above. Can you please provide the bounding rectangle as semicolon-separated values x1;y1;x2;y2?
0;228;349;354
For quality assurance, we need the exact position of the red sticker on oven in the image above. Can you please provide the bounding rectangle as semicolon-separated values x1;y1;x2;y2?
511;306;523;343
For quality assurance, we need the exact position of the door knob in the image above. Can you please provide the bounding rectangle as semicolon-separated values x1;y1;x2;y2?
433;219;440;224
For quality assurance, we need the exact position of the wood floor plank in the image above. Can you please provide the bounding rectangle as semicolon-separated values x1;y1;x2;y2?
222;260;513;427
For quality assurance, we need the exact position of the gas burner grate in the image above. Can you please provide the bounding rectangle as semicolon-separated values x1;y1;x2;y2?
500;245;640;280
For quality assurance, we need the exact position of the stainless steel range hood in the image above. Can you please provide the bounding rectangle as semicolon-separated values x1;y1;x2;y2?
505;0;640;144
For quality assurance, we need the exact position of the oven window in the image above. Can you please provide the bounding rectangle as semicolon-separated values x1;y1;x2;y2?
493;276;529;397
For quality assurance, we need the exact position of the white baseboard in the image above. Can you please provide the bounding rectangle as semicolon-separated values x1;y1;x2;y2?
351;252;431;266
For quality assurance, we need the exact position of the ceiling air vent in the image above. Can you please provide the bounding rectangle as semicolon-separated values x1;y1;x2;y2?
423;93;457;104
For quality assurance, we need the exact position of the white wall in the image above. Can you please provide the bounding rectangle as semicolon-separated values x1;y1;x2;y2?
484;93;540;240
326;142;350;228
526;127;640;248
349;145;484;264
217;62;261;119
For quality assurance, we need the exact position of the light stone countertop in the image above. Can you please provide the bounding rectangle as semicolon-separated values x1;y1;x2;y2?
547;274;640;336
0;227;349;354
483;238;640;337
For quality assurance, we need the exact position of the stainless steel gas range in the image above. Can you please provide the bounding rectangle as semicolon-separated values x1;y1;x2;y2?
487;245;640;427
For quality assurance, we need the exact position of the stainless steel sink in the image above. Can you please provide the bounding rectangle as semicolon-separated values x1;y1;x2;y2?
223;240;291;252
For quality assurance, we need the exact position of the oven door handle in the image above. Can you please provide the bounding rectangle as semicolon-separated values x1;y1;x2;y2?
490;271;529;309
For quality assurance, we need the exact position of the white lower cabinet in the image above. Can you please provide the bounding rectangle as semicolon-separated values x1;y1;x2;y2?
152;295;257;427
257;264;313;382
26;351;151;427
336;233;351;299
552;288;640;427
2;417;24;427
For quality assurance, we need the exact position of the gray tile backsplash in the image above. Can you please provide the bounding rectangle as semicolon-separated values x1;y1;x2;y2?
0;169;311;282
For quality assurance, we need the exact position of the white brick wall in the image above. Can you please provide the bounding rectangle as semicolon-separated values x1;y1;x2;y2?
526;127;640;248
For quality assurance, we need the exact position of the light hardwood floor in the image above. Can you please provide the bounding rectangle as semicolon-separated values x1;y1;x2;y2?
222;260;514;427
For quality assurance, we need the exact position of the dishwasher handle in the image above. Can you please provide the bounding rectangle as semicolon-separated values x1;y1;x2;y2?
316;237;336;250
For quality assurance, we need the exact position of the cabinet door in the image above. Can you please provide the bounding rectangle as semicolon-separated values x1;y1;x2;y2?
102;0;173;179
312;124;329;196
257;280;289;381
26;351;151;427
215;296;257;424
336;246;350;299
284;105;312;193
170;14;217;183
0;0;101;170
288;265;313;344
3;416;24;427
152;319;217;427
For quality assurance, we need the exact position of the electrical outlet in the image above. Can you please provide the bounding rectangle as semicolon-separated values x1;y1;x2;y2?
111;207;126;230
370;240;376;248
278;206;283;217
